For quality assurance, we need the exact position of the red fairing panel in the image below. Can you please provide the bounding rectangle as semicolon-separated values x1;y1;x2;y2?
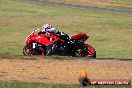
35;35;53;46
26;32;65;46
25;33;37;44
34;34;60;46
71;32;89;40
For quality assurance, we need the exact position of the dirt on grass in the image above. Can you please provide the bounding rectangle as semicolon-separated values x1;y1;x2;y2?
0;57;132;84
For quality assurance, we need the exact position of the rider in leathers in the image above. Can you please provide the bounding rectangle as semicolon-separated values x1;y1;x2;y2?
38;24;88;56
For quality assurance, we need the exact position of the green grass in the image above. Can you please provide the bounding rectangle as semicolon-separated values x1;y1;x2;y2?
0;0;132;59
0;82;131;88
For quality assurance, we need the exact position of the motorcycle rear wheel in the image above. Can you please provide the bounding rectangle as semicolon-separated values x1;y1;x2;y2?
87;45;96;58
85;44;96;58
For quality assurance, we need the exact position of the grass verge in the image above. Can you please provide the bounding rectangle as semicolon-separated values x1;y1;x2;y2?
0;0;132;58
0;82;131;88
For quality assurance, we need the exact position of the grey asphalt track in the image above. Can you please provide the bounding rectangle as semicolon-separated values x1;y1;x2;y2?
21;0;132;14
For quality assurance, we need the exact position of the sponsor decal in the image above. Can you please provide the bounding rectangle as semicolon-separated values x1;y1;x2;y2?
91;80;131;85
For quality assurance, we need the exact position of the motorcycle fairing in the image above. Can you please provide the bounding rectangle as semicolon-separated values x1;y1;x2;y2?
30;34;63;46
71;32;89;41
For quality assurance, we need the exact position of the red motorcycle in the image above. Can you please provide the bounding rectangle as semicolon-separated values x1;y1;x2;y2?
23;29;96;58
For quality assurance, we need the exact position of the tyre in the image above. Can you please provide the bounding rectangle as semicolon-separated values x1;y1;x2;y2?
85;44;96;58
23;44;33;55
23;43;45;55
36;46;45;55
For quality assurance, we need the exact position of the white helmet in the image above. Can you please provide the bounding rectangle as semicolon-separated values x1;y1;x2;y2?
42;24;52;32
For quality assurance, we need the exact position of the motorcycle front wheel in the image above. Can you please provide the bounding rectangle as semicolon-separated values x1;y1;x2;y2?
23;43;45;56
